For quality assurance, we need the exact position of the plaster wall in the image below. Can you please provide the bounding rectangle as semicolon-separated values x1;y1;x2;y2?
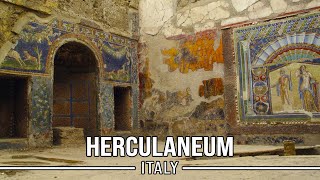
139;0;320;141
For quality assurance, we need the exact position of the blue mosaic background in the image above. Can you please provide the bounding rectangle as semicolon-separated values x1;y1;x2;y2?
30;76;52;133
99;82;114;129
2;19;139;84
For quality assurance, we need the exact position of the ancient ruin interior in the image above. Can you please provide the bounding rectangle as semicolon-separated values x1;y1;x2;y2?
0;76;28;139
0;0;319;149
114;86;132;131
1;0;320;179
53;42;98;136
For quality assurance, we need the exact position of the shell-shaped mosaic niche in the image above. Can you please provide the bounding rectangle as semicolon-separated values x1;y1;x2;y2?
254;33;320;67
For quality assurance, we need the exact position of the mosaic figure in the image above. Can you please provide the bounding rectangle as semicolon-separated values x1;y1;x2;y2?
296;65;319;112
271;69;292;106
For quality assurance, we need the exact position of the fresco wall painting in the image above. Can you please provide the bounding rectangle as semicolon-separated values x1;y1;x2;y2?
162;30;224;74
140;29;225;123
199;78;224;99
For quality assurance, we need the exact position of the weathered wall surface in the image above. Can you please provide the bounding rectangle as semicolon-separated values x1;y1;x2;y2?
0;0;139;40
140;0;319;37
139;29;226;137
139;0;320;140
56;0;139;38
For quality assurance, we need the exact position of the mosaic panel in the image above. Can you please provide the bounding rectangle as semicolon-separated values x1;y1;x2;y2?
2;18;138;83
2;22;53;73
130;41;139;84
30;76;52;134
132;86;139;129
234;13;320;121
130;11;139;40
99;83;114;129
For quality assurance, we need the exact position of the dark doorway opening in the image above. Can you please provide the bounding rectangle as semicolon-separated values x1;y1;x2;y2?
53;42;98;136
0;77;28;138
114;86;132;131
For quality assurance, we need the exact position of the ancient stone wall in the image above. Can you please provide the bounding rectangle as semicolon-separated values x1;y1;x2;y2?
139;0;320;143
0;0;139;40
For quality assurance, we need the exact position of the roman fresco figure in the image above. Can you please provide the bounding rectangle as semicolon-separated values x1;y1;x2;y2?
272;69;293;105
296;65;319;112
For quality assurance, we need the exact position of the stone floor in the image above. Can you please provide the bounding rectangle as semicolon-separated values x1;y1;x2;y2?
0;144;320;180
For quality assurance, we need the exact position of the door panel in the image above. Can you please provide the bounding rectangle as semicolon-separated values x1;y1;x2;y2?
53;73;97;136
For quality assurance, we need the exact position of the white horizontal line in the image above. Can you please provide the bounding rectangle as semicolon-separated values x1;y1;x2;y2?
0;166;136;170
182;166;320;170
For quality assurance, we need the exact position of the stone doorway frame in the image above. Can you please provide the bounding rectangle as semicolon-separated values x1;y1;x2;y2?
49;34;104;136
